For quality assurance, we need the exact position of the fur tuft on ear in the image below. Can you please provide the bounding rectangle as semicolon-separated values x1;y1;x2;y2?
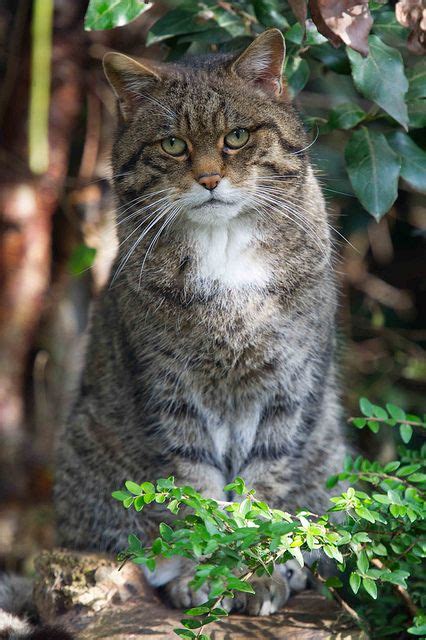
231;29;286;97
103;52;161;120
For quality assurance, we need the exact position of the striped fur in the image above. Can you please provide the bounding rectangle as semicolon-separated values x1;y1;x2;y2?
55;30;347;615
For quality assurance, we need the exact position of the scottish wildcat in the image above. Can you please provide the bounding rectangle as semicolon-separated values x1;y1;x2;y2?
54;29;347;615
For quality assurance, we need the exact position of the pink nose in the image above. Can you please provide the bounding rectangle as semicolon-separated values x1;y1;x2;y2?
198;173;221;191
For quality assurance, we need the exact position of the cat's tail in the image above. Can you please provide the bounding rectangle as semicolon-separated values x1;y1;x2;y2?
0;574;74;639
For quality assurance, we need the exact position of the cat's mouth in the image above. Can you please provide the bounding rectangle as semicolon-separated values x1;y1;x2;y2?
191;197;236;210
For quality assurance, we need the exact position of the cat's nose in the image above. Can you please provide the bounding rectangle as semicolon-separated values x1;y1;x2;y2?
197;173;221;191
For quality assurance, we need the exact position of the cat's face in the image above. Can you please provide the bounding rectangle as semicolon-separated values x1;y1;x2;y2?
105;30;309;235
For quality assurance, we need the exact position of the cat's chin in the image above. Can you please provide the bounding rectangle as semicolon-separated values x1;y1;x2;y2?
185;201;243;225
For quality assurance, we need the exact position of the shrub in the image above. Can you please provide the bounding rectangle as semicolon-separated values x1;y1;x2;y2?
113;400;426;639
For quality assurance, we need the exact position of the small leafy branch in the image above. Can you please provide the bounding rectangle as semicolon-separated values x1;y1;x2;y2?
112;400;425;639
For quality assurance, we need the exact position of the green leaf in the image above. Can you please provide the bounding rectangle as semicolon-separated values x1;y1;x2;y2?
123;496;134;508
367;421;379;434
286;56;310;99
372;405;387;420
147;9;212;45
386;404;406;422
355;506;375;523
400;423;413;444
328;102;366;130
407;61;426;99
111;490;129;501
85;0;151;31
359;397;374;417
408;100;426;129
347;36;408;129
252;0;289;30
408;473;426;483
159;523;174;541
372;10;409;47
362;577;378;599
68;244;96;276
387;131;426;194
352;418;366;428
384;461;400;473
181;618;204;629
227;577;255;593
408;624;426;636
134;496;145;511
396;464;421;477
326;475;339;489
184;606;211;616
325;576;343;588
345;128;401;220
349;572;361;594
125;481;142;495
357;550;369;574
174;629;197;639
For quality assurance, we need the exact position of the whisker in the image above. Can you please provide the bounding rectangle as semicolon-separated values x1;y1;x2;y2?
138;204;182;289
291;126;319;155
111;201;176;285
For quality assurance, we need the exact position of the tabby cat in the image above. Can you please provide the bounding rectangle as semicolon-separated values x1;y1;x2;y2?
54;29;347;615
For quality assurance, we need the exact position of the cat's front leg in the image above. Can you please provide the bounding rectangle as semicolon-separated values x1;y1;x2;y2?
143;462;227;609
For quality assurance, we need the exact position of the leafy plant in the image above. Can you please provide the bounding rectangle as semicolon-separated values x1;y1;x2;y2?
113;400;425;639
84;0;426;221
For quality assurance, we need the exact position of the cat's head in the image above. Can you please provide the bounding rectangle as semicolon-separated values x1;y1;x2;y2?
104;29;311;234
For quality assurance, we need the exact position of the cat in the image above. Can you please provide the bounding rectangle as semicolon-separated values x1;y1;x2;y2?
52;28;347;617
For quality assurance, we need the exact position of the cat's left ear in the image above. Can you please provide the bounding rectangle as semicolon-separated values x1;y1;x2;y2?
231;29;285;97
103;52;162;120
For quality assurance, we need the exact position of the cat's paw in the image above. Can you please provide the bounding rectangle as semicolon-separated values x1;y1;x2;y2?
225;561;307;617
163;574;210;610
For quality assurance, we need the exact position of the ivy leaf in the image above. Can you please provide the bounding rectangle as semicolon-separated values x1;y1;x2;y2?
345;128;401;220
286;56;310;98
328;102;366;130
387;132;426;194
408;100;426;129
347;36;409;129
407;61;426;100
147;8;212;45
85;0;152;31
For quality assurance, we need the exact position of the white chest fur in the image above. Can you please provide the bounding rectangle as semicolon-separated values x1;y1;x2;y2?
188;217;270;290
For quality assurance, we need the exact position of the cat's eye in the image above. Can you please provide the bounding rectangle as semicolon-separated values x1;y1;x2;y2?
161;136;187;157
224;128;250;150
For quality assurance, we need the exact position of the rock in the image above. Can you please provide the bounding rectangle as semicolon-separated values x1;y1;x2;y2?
34;549;366;639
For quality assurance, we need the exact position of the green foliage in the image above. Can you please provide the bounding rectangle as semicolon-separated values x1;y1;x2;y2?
112;401;425;639
84;0;426;222
85;0;151;31
68;243;97;276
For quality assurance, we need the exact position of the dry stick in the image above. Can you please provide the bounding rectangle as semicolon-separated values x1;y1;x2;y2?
371;558;418;618
313;571;364;628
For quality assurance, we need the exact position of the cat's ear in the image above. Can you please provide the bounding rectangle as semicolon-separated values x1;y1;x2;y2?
103;52;161;120
231;29;285;97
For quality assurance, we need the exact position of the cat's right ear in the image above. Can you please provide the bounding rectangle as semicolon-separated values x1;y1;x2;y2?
103;52;161;121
